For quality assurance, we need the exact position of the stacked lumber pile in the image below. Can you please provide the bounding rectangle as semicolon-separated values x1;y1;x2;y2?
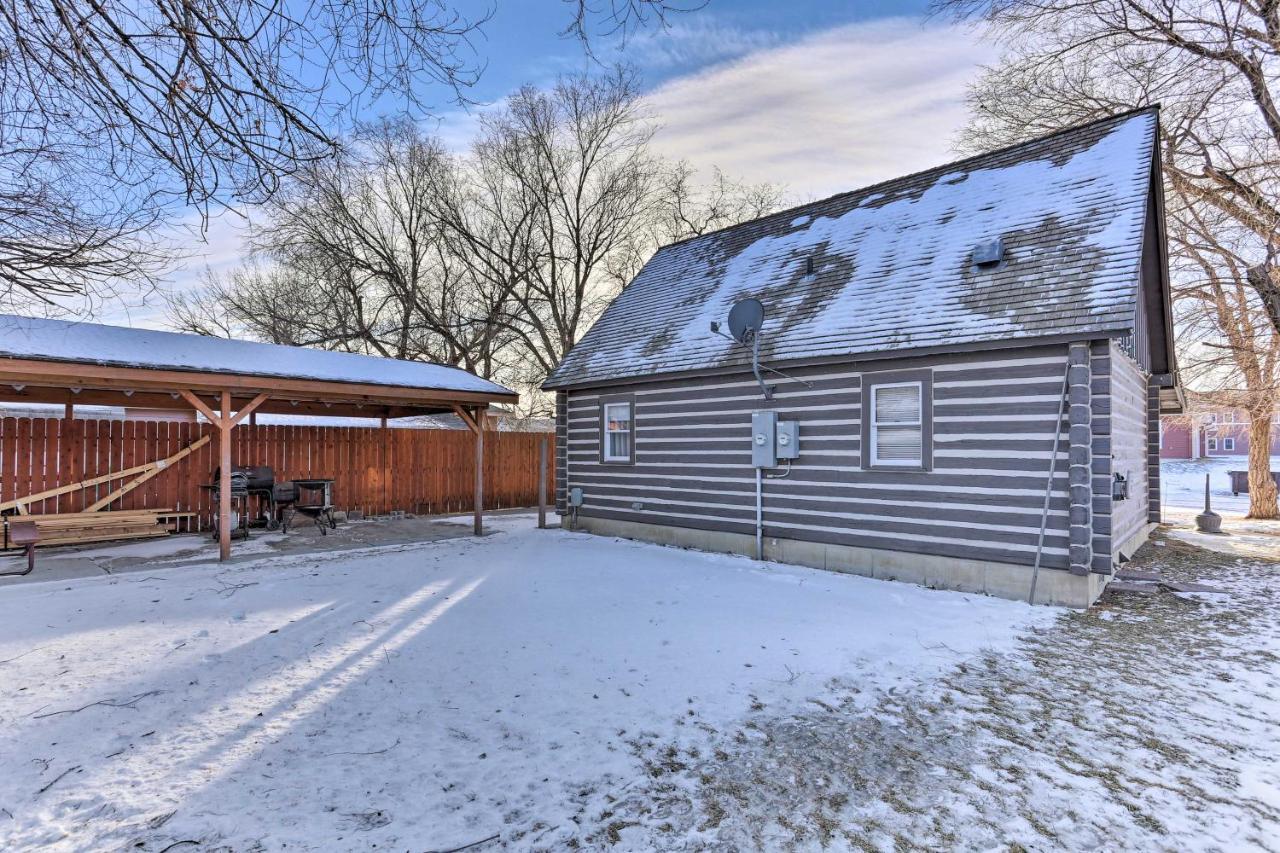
4;510;193;549
0;433;208;551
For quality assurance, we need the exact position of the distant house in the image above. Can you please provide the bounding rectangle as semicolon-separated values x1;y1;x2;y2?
1160;409;1280;459
0;402;551;432
544;108;1181;607
0;403;196;422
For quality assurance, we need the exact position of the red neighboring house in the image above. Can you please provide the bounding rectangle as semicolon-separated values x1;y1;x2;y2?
1160;409;1280;459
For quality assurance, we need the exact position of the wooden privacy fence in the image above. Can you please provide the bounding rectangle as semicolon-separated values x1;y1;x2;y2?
0;418;553;531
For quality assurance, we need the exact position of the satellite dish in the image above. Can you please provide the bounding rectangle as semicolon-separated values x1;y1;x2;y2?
727;298;765;344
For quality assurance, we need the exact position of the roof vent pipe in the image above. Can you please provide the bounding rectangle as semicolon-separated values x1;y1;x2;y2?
802;256;816;282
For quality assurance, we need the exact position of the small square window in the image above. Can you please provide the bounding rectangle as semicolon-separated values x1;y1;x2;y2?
1207;437;1218;451
601;400;633;463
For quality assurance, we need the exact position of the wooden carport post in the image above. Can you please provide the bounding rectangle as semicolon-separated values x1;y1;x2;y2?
179;390;270;560
453;405;485;536
218;392;232;560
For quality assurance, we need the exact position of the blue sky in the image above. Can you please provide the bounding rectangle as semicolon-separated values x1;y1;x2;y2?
113;1;988;327
444;1;936;100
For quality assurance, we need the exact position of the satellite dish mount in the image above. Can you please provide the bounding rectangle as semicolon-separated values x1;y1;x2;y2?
709;298;812;400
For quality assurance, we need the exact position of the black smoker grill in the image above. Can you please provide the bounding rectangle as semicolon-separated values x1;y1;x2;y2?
205;467;337;537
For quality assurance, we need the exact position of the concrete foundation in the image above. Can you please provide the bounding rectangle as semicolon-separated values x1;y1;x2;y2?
1114;521;1158;565
566;516;1111;608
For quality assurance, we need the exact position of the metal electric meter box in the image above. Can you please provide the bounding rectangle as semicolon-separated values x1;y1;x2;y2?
751;411;777;468
776;421;799;459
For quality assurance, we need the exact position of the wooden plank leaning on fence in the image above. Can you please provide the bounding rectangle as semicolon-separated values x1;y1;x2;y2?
0;433;212;515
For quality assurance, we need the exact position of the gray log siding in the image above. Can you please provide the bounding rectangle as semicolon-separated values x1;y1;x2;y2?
1108;340;1153;553
1068;342;1095;575
562;344;1079;572
1087;340;1111;573
1087;339;1154;573
1146;381;1161;523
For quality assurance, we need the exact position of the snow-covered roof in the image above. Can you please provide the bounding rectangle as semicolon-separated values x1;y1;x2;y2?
545;108;1160;390
0;314;515;398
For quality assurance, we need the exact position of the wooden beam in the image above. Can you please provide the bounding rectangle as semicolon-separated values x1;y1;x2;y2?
64;400;73;421
219;390;232;561
538;435;548;529
180;389;222;426
473;410;484;537
83;434;212;512
452;404;481;435
228;392;270;428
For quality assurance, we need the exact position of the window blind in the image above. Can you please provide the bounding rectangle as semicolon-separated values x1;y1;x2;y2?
873;384;922;464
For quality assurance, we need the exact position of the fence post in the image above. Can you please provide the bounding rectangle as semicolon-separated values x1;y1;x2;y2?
538;435;548;529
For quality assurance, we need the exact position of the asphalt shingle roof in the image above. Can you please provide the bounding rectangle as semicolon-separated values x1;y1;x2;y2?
544;108;1159;390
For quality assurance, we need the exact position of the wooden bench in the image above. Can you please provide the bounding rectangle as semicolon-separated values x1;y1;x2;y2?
1;521;39;577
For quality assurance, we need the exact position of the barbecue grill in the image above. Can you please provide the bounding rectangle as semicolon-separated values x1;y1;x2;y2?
273;478;337;535
212;466;281;530
203;467;337;537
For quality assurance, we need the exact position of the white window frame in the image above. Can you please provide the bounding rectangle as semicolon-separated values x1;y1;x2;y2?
870;381;924;467
1223;437;1236;451
602;401;633;463
1207;437;1218;451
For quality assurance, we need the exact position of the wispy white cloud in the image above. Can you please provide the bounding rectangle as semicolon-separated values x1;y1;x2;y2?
645;17;994;200
621;17;787;71
99;209;254;329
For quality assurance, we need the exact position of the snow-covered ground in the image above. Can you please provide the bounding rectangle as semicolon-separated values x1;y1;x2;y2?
1;513;1276;851
0;513;1051;851
1161;455;1280;515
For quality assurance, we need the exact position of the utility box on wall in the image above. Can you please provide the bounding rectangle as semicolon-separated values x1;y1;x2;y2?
776;421;799;459
751;411;777;468
752;412;799;467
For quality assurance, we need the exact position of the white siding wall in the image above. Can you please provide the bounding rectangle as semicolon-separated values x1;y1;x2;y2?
1109;340;1151;555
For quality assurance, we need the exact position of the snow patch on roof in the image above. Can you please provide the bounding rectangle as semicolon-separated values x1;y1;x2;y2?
0;315;514;396
547;110;1158;389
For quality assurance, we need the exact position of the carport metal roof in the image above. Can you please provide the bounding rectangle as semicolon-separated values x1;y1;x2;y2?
0;315;516;418
0;314;517;558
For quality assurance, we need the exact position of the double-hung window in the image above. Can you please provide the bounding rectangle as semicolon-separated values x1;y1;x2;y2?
871;382;923;466
601;399;634;464
861;370;932;471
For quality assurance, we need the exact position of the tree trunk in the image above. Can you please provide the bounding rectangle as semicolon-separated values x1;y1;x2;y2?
1246;405;1278;519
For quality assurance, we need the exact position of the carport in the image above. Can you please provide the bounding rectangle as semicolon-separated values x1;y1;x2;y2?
0;314;518;558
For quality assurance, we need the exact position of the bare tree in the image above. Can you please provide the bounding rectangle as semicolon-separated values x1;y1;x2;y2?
561;0;709;51
0;0;707;306
460;70;666;381
167;70;783;416
170;120;521;376
941;0;1280;518
939;0;1280;335
459;70;784;388
1173;203;1280;517
605;163;783;287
